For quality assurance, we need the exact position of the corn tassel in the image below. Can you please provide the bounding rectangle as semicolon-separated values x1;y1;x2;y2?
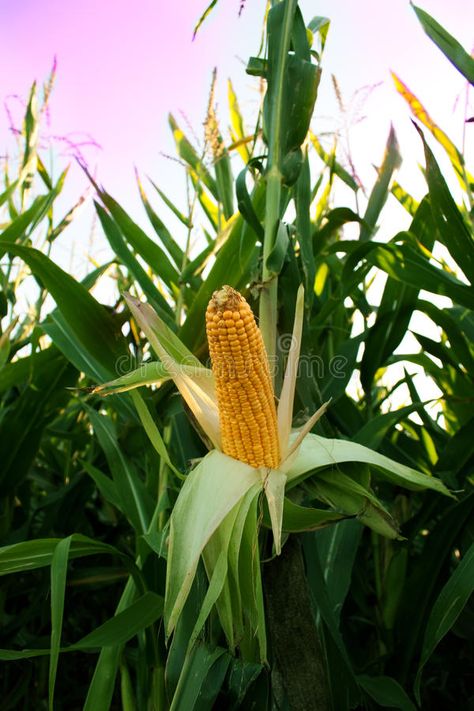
206;286;280;469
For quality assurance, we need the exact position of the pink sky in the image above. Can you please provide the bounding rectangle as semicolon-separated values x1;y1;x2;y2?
1;0;473;274
1;0;247;188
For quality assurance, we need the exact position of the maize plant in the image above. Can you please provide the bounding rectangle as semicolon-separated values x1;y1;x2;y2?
0;1;473;709
100;284;450;665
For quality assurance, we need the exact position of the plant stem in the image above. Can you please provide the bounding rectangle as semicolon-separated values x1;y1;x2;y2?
264;536;330;711
260;0;297;372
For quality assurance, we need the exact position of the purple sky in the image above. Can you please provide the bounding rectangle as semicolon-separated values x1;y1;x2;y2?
1;0;473;275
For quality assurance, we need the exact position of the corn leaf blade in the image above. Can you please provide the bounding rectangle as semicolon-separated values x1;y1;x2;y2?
412;4;474;84
288;433;451;495
414;541;474;702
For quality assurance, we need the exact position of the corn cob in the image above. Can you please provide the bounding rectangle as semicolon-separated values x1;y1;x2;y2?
206;286;280;469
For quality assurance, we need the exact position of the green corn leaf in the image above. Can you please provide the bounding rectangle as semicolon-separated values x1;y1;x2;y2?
374;238;474;308
309;133;359;191
236;163;264;239
49;536;72;711
0;242;126;370
0;534;127;576
215;150;234;220
340;238;474;311
302;534;360;706
0;352;76;496
435;415;474;478
264;4;320;157
48;191;87;243
419;300;474;375
0;179;19;208
264;498;347;532
165;567;209;699
415;125;474;284
189;169;220;230
360;196;434;390
317;207;362;243
81;461;123;511
120;663;137;711
0;195;50;258
169;114;218;199
137;175;186;265
412;4;474;84
85;406;154;534
415;327;470;370
92;361;171;396
358;674;417;711
228;79;251;163
360;278;415;392
360;126;401;241
304;470;401;539
382;547;409;630
92;361;180;397
42;309;111;382
0;649;51;661
391;181;419;215
315;520;362;625
130;390;180;476
95;202;175;322
41;313;138;423
319;334;364;403
0;592;162;660
295;150;314;309
179;182;264;351
353;404;427;450
414;541;474;702
83;644;121;709
180;241;213;281
0;340;61;394
396;494;474;680
288;433;452;496
36;154;53;190
226;658;263;709
148;177;192;229
266;221;290;276
308;16;330;58
73;592;163;649
83;573;138;710
392;72;470;188
192;0;219;39
96;193;180;291
169;644;230;711
20;82;38;194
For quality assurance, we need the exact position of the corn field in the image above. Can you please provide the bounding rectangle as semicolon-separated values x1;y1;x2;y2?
0;2;473;709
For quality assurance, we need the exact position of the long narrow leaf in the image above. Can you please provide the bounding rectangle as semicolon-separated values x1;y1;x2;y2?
412;4;474;84
49;536;72;711
414;541;474;701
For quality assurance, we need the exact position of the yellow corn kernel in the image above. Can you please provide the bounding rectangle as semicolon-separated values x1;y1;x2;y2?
206;285;280;469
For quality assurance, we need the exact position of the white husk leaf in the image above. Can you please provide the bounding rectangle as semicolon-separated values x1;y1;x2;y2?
261;468;287;555
164;450;260;636
277;284;304;459
126;294;221;449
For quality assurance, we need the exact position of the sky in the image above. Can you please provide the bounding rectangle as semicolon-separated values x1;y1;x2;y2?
1;0;472;266
1;0;472;414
